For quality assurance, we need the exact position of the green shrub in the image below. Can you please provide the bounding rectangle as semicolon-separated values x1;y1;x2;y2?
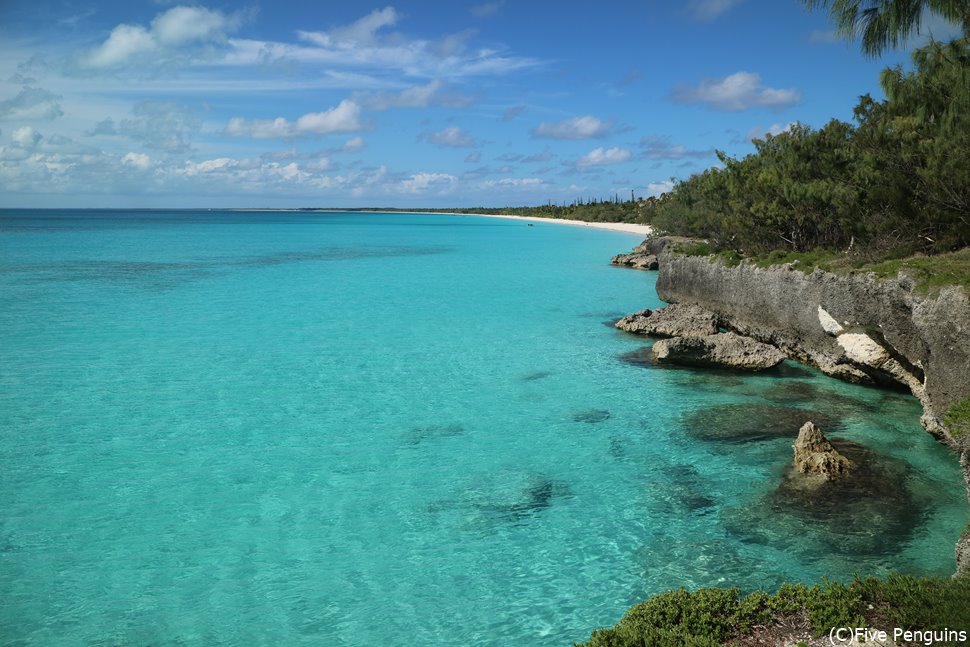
577;574;970;647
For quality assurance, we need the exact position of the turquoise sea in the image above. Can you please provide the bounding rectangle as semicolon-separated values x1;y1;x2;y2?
0;210;966;646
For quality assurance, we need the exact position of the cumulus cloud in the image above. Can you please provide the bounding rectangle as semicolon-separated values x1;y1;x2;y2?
0;87;64;121
398;171;457;193
639;135;714;160
227;100;363;139
532;115;612;140
577;147;631;167
671;71;800;111
688;0;745;21
464;151;481;163
11;125;42;148
424;125;476;148
647;180;675;196
79;5;245;69
122;152;152;169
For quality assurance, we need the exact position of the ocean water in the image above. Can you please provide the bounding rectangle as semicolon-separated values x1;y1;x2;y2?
0;209;966;646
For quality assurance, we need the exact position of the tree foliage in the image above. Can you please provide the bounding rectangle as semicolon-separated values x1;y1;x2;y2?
803;0;970;56
652;34;970;257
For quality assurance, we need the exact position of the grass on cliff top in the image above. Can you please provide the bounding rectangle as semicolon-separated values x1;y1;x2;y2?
577;574;970;647
671;243;970;295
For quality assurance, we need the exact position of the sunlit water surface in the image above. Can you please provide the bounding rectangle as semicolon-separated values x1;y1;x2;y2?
0;210;965;645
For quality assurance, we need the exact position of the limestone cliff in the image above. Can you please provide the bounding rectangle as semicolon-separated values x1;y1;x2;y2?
643;237;970;575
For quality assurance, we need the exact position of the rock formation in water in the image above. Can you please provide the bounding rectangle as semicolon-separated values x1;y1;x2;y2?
610;240;659;270
792;421;854;480
652;332;786;371
614;303;720;338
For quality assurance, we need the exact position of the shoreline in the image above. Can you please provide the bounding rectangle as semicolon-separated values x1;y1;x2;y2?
450;212;653;237
295;209;654;238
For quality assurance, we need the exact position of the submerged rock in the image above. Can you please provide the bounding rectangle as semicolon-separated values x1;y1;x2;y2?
792;421;854;480
431;473;573;529
652;332;786;371
615;303;720;338
725;436;922;558
684;404;839;444
404;423;464;445
617;346;655;368
572;409;611;423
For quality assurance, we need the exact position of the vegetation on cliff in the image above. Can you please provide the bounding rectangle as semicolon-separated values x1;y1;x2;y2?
578;574;970;647
651;32;969;259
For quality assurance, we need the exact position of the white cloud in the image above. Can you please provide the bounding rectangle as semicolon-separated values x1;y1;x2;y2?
122;152;152;169
0;86;64;121
398;171;457;193
225;8;539;82
363;80;443;110
640;135;713;160
80;5;244;69
470;2;504;17
532;115;612;140
179;157;235;176
577;147;631;167
671;71;800;111
300;7;399;48
151;6;238;46
11;125;42;148
425;125;476;148
340;136;365;152
688;0;744;21
746;122;796;141
481;177;542;188
647;180;675;196
227;100;363;139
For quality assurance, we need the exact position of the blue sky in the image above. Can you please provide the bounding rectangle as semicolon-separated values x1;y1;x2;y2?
0;1;959;208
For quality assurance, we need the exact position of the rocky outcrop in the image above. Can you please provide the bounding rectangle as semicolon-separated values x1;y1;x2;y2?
652;332;786;371
614;303;720;338
643;237;970;575
611;252;659;270
792;422;854;479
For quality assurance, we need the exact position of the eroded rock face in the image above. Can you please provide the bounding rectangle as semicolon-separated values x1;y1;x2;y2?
652;332;786;371
792;421;854;479
614;303;720;338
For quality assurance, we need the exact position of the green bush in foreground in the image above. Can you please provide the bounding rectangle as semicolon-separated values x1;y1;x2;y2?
577;574;970;647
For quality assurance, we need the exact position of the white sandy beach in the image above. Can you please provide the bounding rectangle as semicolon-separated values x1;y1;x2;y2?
452;212;653;237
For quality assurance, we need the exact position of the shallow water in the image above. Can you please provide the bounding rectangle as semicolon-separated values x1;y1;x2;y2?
0;210;965;646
